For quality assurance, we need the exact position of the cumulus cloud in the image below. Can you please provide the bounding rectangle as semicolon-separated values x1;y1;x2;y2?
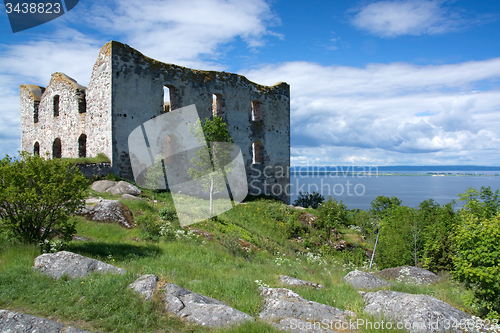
351;0;462;37
0;0;280;157
243;58;500;165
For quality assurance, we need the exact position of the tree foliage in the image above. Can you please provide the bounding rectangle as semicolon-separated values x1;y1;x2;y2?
316;196;348;240
0;152;88;245
188;117;234;214
293;191;324;209
453;186;500;318
369;195;402;219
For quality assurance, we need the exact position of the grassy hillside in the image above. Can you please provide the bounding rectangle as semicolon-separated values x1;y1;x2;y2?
0;186;476;332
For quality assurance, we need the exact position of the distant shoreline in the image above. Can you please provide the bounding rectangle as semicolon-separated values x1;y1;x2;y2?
290;172;500;177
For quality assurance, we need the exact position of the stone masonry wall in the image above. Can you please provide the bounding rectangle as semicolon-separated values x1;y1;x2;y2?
20;73;87;158
106;41;290;203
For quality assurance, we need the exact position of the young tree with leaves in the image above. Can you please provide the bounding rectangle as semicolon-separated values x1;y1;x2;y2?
0;152;88;247
188;117;234;215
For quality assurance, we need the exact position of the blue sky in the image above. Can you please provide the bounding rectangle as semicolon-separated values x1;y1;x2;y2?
1;0;500;166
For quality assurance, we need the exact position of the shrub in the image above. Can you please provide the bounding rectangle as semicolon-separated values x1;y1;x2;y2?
453;211;500;318
370;195;402;219
293;191;325;209
0;152;88;246
316;197;349;238
159;206;178;221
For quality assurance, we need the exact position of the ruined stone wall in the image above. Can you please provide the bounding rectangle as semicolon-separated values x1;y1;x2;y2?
106;41;290;203
20;73;87;158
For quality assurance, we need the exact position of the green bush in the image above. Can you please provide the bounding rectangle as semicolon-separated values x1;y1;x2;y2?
159;206;178;221
370;195;402;219
316;197;349;237
376;205;417;269
453;211;500;318
0;152;88;246
293;191;325;209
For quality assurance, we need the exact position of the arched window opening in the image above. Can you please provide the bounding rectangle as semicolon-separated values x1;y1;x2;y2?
212;93;223;118
53;95;60;117
53;138;61;159
34;101;39;123
33;142;40;156
78;134;87;158
252;100;262;121
252;141;264;164
164;85;178;112
78;96;86;114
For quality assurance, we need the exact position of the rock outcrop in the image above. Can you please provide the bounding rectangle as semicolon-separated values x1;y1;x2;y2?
163;283;254;328
80;200;135;228
0;310;92;333
259;287;355;333
33;251;126;279
128;274;158;300
90;180;116;193
121;193;143;200
362;290;475;333
343;270;392;290
106;181;142;196
376;266;440;285
279;275;325;289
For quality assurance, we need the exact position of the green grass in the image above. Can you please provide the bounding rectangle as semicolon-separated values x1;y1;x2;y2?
0;190;478;332
63;153;111;165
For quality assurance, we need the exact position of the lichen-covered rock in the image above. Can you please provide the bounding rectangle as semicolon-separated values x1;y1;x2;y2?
106;181;141;196
128;274;158;300
91;180;116;193
342;270;392;290
362;290;476;333
33;251;126;279
80;200;135;228
0;310;92;332
259;287;354;333
279;275;325;289
163;283;254;328
376;266;440;285
297;211;317;227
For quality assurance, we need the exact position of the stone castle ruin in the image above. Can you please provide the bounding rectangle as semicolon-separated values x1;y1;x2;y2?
20;41;290;203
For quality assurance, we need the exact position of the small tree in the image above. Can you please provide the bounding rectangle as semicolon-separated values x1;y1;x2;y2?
316;196;348;241
0;152;88;246
293;191;324;209
144;154;165;208
188;117;234;215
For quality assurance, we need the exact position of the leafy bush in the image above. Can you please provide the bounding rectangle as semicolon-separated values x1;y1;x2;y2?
376;205;417;269
316;197;349;238
159;206;178;221
293;191;325;209
453;186;500;318
284;215;309;238
453;211;500;318
370;195;402;219
421;201;456;273
0;152;88;246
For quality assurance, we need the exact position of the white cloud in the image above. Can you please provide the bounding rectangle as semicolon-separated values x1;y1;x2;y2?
243;58;500;165
0;0;280;158
351;0;462;37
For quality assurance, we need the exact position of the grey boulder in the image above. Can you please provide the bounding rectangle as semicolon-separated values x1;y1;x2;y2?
128;274;158;300
279;275;325;289
33;251;126;279
342;270;392;290
106;181;142;196
0;309;92;332
163;283;254;328
362;290;476;333
90;180;116;193
376;266;440;285
121;193;143;201
80;200;135;228
259;287;354;333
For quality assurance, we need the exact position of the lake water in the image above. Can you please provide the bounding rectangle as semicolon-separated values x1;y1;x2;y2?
289;175;500;210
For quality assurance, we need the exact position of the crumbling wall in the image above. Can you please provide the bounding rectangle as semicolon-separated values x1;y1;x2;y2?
106;41;290;203
20;73;87;158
